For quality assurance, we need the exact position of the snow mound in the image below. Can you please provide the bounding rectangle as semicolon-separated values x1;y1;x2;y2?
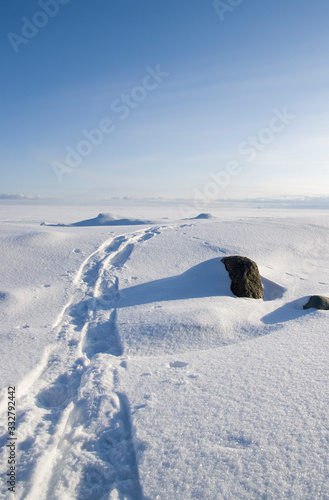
261;276;287;301
189;213;214;220
14;231;69;246
117;258;276;356
41;213;153;227
119;258;232;307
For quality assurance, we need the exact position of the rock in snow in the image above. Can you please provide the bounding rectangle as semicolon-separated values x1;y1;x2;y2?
221;255;264;299
303;295;329;310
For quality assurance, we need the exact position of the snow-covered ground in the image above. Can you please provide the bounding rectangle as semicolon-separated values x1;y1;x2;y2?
0;204;328;499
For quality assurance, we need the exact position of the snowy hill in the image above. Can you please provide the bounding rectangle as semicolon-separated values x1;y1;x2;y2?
41;213;153;227
0;206;328;499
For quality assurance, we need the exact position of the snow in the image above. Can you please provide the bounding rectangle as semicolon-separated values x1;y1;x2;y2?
41;213;153;227
0;204;328;499
189;213;214;220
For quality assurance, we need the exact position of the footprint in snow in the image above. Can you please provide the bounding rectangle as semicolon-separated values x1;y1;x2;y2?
169;361;188;368
37;362;84;409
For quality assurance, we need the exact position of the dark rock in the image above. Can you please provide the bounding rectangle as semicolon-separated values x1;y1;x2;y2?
221;256;263;299
303;295;329;310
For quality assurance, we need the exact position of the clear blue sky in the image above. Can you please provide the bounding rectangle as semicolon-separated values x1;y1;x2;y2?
1;0;329;201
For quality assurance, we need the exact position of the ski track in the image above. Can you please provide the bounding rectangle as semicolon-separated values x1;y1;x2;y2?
1;219;312;498
0;225;165;500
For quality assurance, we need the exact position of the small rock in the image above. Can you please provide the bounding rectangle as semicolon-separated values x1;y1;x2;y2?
303;295;329;310
221;256;263;299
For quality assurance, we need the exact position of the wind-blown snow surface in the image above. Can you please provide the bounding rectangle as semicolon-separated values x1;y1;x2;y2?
0;205;329;499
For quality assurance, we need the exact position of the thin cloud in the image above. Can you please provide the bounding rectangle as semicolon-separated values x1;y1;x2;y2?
0;193;43;200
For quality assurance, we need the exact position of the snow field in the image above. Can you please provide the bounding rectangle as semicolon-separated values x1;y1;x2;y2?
0;207;328;499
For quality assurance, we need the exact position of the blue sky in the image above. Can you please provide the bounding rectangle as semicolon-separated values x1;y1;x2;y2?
1;0;329;201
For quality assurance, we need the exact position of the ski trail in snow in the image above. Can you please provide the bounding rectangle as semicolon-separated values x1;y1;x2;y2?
0;226;162;500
